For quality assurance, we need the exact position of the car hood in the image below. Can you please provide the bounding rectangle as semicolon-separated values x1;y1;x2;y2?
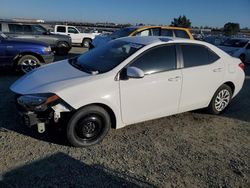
10;60;91;95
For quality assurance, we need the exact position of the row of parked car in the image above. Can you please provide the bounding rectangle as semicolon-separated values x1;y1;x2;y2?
1;22;249;74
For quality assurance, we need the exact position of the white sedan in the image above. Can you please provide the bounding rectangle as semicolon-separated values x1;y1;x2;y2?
10;36;245;147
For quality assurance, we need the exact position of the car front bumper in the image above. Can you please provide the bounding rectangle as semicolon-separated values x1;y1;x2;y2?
41;53;54;64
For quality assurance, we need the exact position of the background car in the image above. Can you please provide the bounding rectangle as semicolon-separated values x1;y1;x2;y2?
10;36;245;147
219;38;250;63
90;25;194;48
0;22;72;55
0;32;54;73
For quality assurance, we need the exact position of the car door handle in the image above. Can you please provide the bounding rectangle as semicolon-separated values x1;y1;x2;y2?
213;68;223;72
168;76;181;82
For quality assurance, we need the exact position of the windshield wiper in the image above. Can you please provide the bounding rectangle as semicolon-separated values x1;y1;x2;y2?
69;58;99;75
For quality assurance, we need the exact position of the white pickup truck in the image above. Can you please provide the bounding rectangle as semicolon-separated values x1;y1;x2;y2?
53;25;99;48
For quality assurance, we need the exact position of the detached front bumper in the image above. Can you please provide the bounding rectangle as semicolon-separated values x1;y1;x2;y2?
41;53;54;64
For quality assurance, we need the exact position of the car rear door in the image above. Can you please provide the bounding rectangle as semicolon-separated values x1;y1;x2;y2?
119;44;182;124
178;43;225;112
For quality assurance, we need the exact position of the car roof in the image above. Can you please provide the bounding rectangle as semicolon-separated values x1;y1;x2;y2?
126;25;190;31
116;36;193;45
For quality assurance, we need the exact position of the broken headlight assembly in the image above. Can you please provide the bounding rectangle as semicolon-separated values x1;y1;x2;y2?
17;93;60;111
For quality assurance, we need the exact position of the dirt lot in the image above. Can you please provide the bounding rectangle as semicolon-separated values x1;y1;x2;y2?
0;47;250;188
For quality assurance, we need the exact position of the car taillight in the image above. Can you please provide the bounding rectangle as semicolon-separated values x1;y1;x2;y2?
239;63;245;70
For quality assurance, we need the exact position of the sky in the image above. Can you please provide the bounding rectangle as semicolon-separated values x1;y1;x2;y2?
1;0;250;28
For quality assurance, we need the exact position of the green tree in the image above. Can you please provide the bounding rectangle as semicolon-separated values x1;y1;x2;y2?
223;22;240;36
171;15;191;28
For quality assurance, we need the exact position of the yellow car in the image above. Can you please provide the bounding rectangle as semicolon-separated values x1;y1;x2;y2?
129;26;193;39
91;26;193;48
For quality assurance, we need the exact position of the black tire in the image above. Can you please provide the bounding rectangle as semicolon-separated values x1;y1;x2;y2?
56;41;70;55
67;105;111;147
81;38;91;48
239;54;246;63
16;55;42;74
207;84;232;115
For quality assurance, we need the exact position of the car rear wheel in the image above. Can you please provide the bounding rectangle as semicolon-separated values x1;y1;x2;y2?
81;38;91;48
207;84;232;114
56;41;70;55
67;105;111;147
16;55;42;74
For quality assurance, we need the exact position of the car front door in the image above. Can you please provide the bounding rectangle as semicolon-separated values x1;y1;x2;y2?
179;44;225;112
119;44;182;124
67;27;80;43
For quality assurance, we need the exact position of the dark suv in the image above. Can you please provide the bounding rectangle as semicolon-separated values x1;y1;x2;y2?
0;22;72;55
0;32;54;73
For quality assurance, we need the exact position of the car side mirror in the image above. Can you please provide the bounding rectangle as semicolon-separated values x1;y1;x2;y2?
127;67;144;79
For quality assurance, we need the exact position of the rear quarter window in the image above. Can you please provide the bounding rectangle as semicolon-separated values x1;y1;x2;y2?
181;44;220;68
8;24;23;33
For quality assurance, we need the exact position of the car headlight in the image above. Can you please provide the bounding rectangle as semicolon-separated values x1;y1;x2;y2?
17;94;59;111
43;46;52;52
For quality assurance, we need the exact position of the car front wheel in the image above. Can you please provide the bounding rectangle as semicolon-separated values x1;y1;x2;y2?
207;84;232;114
16;55;42;74
67;105;111;147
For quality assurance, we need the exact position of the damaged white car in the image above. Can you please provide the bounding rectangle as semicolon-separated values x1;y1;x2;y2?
10;36;245;147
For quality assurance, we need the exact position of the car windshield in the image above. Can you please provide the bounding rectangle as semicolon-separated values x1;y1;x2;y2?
69;40;144;74
32;25;47;33
110;28;135;39
220;39;249;48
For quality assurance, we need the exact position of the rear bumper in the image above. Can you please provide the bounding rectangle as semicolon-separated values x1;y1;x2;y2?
41;53;54;64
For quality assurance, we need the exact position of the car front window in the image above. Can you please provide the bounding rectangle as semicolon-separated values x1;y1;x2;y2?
70;40;144;74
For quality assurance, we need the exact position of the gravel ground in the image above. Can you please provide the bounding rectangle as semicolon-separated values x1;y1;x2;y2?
0;48;250;188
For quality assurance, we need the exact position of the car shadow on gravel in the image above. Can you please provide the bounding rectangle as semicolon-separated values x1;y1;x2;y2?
0;152;155;188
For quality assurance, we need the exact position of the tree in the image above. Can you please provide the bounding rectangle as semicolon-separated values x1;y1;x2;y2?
223;22;240;36
171;15;191;28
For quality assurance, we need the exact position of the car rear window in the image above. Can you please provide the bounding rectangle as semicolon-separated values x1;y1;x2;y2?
57;26;66;33
174;30;190;39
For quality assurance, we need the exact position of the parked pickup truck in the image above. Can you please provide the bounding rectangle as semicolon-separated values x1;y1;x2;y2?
53;25;98;48
0;32;54;73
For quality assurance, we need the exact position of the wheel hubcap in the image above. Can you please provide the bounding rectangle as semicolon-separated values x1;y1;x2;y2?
20;59;39;73
75;115;103;140
215;89;230;112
